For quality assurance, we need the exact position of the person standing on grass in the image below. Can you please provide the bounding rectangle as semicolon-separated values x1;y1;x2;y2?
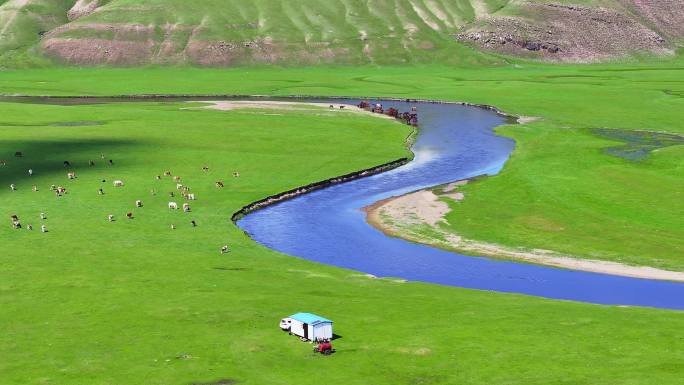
28;169;33;176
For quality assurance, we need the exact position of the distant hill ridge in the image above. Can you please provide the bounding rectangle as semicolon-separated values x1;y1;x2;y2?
0;0;682;67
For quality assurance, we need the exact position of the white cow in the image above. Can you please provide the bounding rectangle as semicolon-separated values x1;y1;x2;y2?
113;180;124;187
135;200;143;208
187;193;196;200
176;183;183;190
168;202;178;209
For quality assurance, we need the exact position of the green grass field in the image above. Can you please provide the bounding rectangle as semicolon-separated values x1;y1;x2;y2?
0;47;683;385
1;58;682;269
0;1;682;383
1;92;683;385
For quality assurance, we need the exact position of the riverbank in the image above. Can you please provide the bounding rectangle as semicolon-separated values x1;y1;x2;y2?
365;181;684;283
199;100;393;120
202;99;414;222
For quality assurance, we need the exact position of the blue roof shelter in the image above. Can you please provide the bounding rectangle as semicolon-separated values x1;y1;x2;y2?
290;313;333;324
287;313;333;341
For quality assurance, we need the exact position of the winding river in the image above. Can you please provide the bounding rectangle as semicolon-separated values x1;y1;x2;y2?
4;96;683;310
237;98;684;310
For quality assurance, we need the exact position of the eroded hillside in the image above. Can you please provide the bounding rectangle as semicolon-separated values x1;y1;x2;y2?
456;0;684;62
0;0;682;66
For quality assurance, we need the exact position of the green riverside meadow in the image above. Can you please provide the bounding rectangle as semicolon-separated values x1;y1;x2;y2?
0;57;683;385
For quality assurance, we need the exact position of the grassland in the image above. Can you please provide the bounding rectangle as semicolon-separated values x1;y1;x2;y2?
0;44;683;385
1;91;683;385
0;3;681;385
1;57;683;270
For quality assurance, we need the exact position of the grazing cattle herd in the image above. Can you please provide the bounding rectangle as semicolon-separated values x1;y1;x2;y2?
4;154;240;253
4;101;416;255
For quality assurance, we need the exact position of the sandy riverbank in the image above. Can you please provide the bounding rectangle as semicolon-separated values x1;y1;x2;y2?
364;181;684;282
198;100;394;120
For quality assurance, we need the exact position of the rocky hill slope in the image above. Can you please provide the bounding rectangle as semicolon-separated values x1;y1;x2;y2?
0;0;682;67
456;0;684;62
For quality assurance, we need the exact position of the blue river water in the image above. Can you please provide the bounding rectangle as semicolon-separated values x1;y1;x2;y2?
238;99;684;310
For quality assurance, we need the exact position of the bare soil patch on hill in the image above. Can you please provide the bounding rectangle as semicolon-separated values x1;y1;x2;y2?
621;0;684;39
456;2;676;62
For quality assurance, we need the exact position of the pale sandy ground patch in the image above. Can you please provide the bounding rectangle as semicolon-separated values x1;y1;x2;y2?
197;100;394;120
365;180;684;282
517;116;542;124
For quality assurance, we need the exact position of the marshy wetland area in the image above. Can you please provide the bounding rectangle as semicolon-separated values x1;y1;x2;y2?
1;0;684;384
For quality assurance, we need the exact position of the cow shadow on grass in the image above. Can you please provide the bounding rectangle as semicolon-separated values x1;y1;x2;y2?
0;139;141;192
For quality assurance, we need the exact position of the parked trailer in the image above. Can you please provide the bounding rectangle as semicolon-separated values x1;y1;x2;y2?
280;313;333;342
